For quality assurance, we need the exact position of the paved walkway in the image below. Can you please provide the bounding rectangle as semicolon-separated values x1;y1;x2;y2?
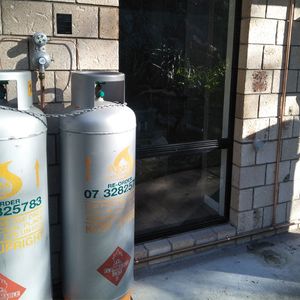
132;231;300;300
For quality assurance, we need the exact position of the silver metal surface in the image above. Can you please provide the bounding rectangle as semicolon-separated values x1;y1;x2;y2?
0;71;52;300
72;72;125;108
62;72;136;300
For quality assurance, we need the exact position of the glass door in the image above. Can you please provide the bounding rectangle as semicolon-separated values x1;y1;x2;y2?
120;0;239;242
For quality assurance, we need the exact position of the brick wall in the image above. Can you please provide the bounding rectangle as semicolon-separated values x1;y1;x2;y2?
0;0;119;295
231;0;300;233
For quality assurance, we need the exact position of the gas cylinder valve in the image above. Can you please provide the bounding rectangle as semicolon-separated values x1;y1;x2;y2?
31;32;52;109
31;32;51;72
95;81;105;101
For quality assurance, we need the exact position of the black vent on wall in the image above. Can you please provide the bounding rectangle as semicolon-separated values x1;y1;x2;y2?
57;14;72;34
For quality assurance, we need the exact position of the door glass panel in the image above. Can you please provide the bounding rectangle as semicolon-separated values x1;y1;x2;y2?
135;149;227;236
120;0;231;147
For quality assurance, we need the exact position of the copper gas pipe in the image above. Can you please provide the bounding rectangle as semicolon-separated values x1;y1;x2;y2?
38;71;46;110
273;0;295;226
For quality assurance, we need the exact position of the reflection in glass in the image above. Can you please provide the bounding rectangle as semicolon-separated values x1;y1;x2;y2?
135;150;227;236
120;0;231;146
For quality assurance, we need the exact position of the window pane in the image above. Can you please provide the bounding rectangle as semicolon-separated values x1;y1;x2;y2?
120;0;231;146
135;150;227;236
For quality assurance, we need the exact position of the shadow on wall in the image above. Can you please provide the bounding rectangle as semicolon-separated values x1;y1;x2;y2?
6;40;29;70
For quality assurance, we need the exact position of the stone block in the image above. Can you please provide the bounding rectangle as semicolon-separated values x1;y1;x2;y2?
294;180;300;199
293;116;300;137
290;159;300;180
248;19;277;44
190;228;217;245
240;19;250;44
288;224;300;232
46;0;75;2
144;239;171;257
2;1;52;35
282;138;300;160
295;0;300;20
285;95;300;115
287;71;298;92
234;117;269;142
168;234;194;251
267;119;277;140
266;0;288;20
0;39;29;70
277;21;287;45
47;134;57;165
290;47;300;69
263;206;273;227
276;202;287;224
253;185;274;208
0;4;2;35
232;165;240;188
55;71;72;102
239;165;266;189
263;45;285;69
292;21;300;46
238;45;263;69
279;181;294;202
269;116;293;140
259;94;279;117
134;245;148;261
212;224;236;240
231;187;253;212
266;160;291;185
231;208;263;233
29;39;77;71
235;94;259;119
233;142;256;166
237;70;273;94
54;3;98;37
242;0;267;18
76;0;119;5
287;199;300;222
256;141;277;164
100;7;119;39
283;116;294;138
78;39;119;70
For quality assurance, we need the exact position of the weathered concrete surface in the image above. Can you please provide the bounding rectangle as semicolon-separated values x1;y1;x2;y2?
133;231;300;300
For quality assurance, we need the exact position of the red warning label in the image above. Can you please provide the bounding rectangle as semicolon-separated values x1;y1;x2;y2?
0;273;26;300
97;247;131;286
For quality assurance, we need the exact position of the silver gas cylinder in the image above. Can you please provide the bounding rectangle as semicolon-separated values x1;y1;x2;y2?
61;72;136;300
0;71;52;300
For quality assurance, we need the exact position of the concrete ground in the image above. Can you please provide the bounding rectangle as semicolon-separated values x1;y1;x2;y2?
132;231;300;300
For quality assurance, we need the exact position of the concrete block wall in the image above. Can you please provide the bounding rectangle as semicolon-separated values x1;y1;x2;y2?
0;0;119;294
231;0;300;233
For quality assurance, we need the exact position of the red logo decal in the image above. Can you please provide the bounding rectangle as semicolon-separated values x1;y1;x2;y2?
97;247;131;286
0;273;26;300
